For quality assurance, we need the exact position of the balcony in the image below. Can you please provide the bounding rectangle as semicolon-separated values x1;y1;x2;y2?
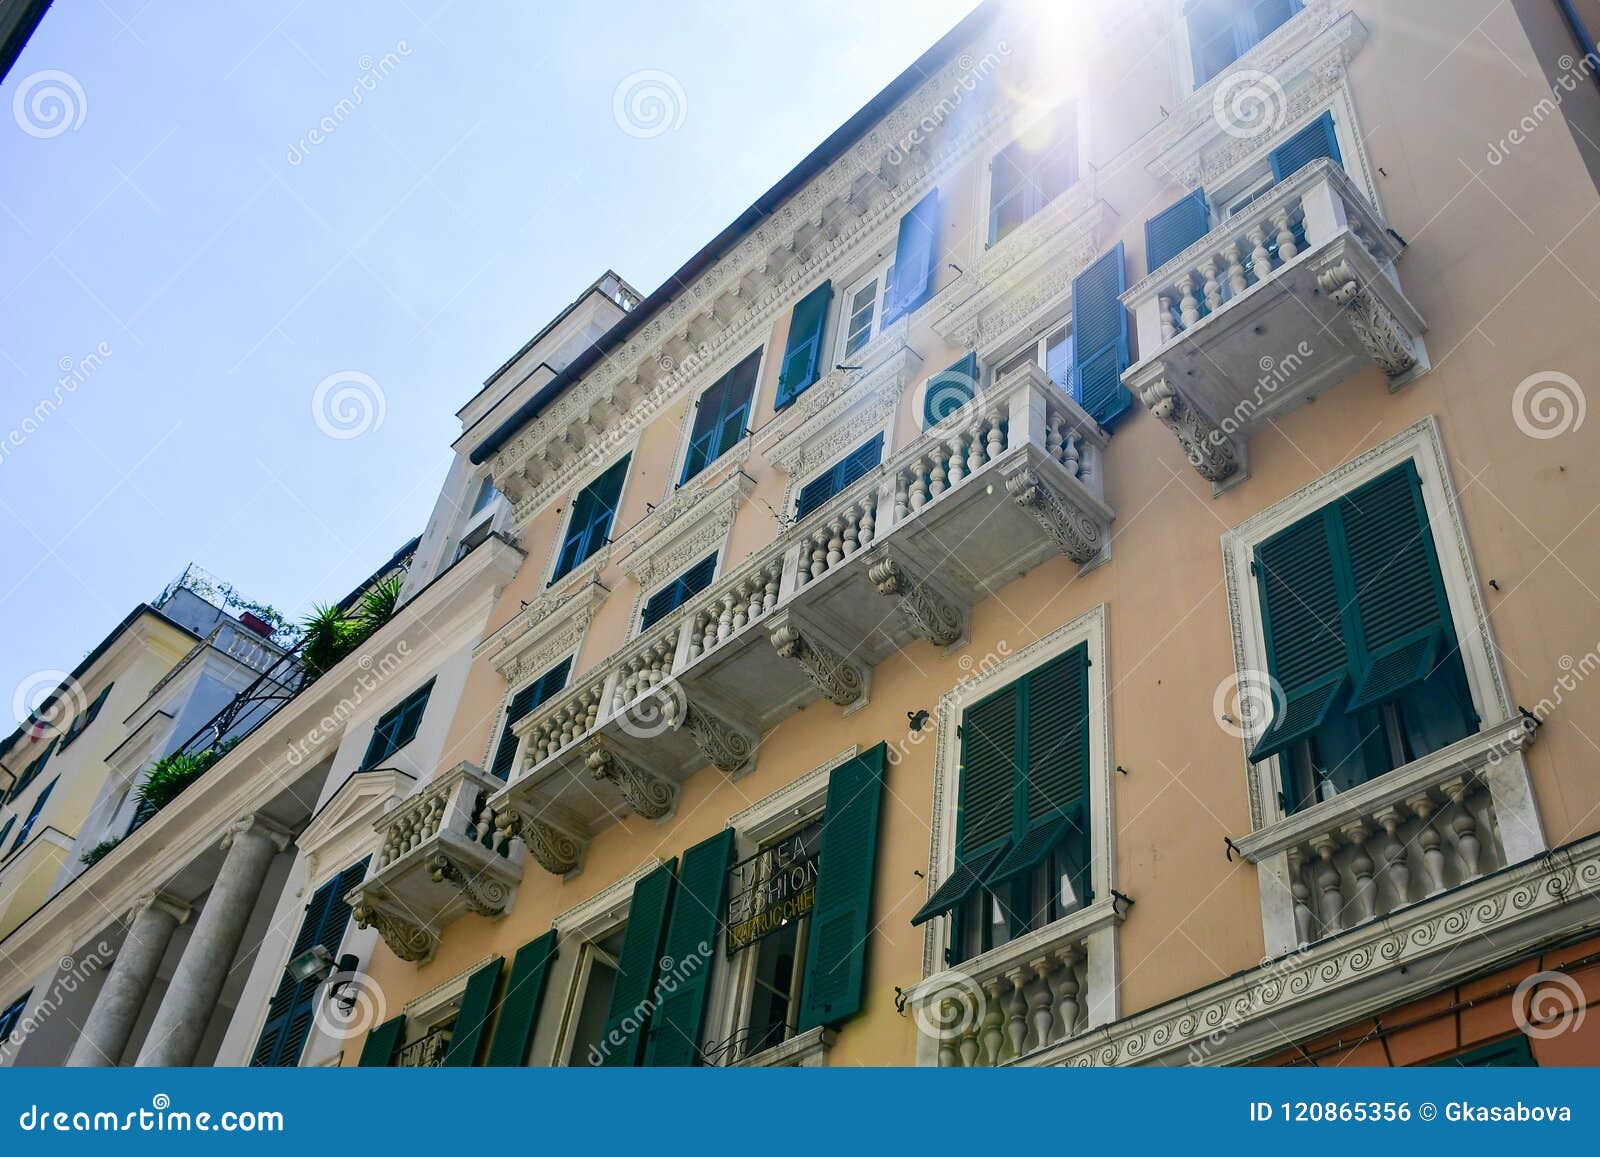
348;761;521;963
1233;718;1539;953
1122;160;1427;486
491;365;1115;873
904;898;1122;1067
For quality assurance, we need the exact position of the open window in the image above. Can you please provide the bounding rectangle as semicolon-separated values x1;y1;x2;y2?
1186;0;1302;88
987;102;1079;245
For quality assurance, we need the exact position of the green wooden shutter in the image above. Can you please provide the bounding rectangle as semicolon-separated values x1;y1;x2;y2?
1145;189;1210;274
599;859;677;1066
883;189;939;323
1071;242;1132;424
442;957;504;1066
251;858;370;1067
556;456;630;579
489;658;571;779
797;743;887;1031
1250;513;1351;762
923;353;978;429
1340;463;1458;710
357;1014;405;1066
483;930;558;1067
1431;1034;1537;1067
795;434;883;520
1270;112;1341;181
959;686;1021;858
776;281;833;409
644;829;734;1066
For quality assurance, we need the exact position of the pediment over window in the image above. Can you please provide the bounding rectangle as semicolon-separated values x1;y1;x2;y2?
618;469;753;590
757;344;918;481
476;577;608;687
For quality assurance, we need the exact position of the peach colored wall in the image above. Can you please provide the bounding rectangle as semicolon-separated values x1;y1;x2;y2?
363;0;1600;1062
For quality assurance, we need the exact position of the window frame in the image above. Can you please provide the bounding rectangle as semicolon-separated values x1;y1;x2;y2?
834;255;897;364
360;678;436;771
677;348;764;488
990;315;1075;399
1185;0;1304;89
548;451;636;586
790;432;886;524
637;553;719;636
983;101;1082;247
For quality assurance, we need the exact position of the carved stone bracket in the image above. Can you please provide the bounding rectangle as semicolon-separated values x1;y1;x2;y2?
867;552;964;647
426;853;515;918
769;621;868;708
682;702;758;778
1133;373;1242;483
583;736;676;819
1003;467;1106;565
1316;261;1419;380
494;808;586;876
351;890;438;964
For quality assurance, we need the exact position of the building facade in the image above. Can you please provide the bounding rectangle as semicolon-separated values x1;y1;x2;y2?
5;0;1600;1068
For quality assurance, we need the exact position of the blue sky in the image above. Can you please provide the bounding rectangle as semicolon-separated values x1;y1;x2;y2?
0;0;979;723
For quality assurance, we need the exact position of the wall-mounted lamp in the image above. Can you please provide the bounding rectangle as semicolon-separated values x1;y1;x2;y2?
287;945;362;1008
907;710;930;732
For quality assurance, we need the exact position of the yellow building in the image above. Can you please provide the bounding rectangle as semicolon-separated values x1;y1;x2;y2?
7;0;1600;1069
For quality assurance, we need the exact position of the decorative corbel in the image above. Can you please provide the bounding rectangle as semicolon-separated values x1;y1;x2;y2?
866;551;964;647
769;618;868;709
495;808;586;876
1003;467;1107;564
583;737;675;820
1132;372;1241;484
351;890;437;964
1316;261;1419;380
426;853;515;918
681;701;758;778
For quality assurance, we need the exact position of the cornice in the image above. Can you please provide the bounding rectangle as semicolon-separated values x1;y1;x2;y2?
760;344;920;480
478;576;608;687
618;468;754;589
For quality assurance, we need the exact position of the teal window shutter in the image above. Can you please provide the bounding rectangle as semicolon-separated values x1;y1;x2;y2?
1431;1034;1537;1067
923;353;979;429
681;351;761;484
9;738;57;802
12;777;56;849
643;829;735;1066
361;678;436;769
251;858;370;1067
640;554;717;631
883;189;939;324
483;929;558;1066
1144;189;1210;274
1071;242;1132;425
490;657;572;779
1269;111;1341;181
555;455;630;580
599;859;677;1066
797;743;888;1031
794;434;883;520
776;282;833;409
357;1014;406;1066
0;816;14;850
442;957;505;1066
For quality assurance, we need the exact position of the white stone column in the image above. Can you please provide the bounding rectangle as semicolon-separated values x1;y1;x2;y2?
134;816;290;1067
66;893;190;1066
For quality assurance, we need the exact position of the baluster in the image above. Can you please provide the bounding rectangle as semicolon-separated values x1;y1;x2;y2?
1247;225;1271;280
936;997;961;1067
842;508;861;557
1448;779;1482;878
717;593;737;642
986;410;1005;459
1408;793;1447;893
980;978;1005;1067
810;531;828;581
929;448;949;499
1272;206;1297;262
1053;946;1082;1039
1045;414;1064;462
730;584;749;633
1342;821;1376;924
1062;430;1082;477
1176;273;1200;328
857;497;875;549
958;1014;980;1068
825;518;845;567
1287;849;1315;945
945;435;965;486
1310;834;1343;932
910;462;930;511
1223;242;1247;296
1027;958;1056;1050
966;421;984;475
762;567;780;613
1200;257;1222;312
1374;806;1410;912
894;473;910;521
1158;294;1175;341
744;578;762;622
1004;968;1029;1060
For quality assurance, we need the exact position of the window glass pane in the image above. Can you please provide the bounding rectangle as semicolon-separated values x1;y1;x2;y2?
743;917;803;1056
565;927;625;1066
1044;327;1074;393
1250;0;1296;41
843;280;878;355
1190;2;1241;82
470;476;499;515
989;143;1030;242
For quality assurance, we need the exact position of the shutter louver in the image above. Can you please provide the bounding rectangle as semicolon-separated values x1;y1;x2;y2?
883;189;939;324
1071;242;1132;424
1023;646;1090;827
923;353;979;429
1270;112;1341;181
909;844;1008;926
442;957;504;1067
794;434;883;520
798;743;887;1031
643;830;734;1066
599;859;677;1066
776;282;833;409
484;929;558;1067
1144;189;1210;274
958;687;1020;858
556;456;629;579
357;1014;405;1067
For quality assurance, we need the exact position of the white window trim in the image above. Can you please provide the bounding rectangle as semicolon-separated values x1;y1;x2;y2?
402;952;501;1035
540;438;642;590
921;605;1115;977
666;344;768;493
835;255;898;366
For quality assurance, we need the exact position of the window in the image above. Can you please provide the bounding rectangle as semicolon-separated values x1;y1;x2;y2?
0;992;30;1044
1250;462;1477;814
640;555;717;632
1429;1034;1537;1067
0;816;13;850
681;350;760;485
922;353;981;429
988;105;1078;244
12;778;57;851
361;679;435;770
489;658;571;779
469;475;500;516
995;322;1074;397
453;519;494;563
1188;0;1301;87
775;282;833;410
912;647;1093;966
553;456;630;581
794;434;884;521
558;924;627;1066
6;738;56;804
57;684;113;752
837;260;896;361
